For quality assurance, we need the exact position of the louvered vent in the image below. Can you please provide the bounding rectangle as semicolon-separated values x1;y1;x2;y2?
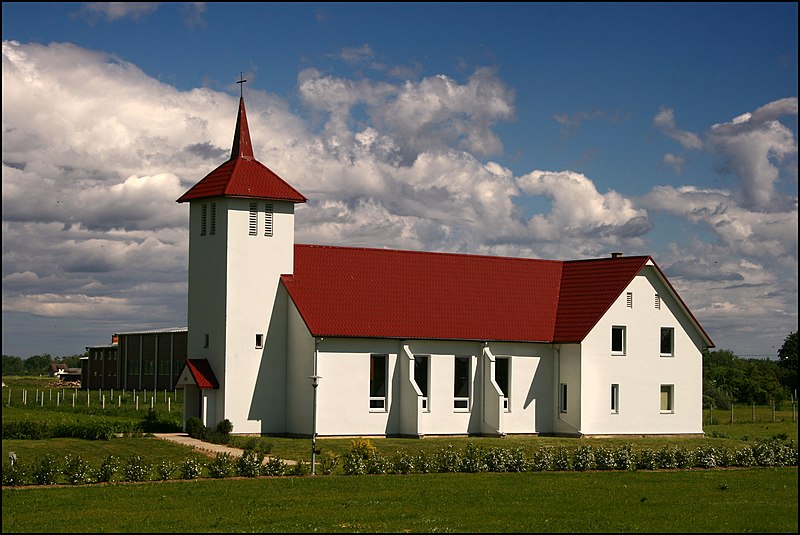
210;202;216;235
249;202;258;236
201;203;208;236
655;294;661;309
264;202;273;237
626;292;633;308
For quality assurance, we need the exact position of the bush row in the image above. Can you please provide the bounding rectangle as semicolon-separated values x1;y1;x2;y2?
339;437;798;475
2;411;182;440
2;450;308;486
3;438;796;486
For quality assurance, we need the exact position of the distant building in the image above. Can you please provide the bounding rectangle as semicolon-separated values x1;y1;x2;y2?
83;328;186;391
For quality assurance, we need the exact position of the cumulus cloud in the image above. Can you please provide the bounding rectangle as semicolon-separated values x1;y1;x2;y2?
653;107;704;150
706;98;798;210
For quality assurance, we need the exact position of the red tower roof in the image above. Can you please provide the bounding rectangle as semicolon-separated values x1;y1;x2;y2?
177;97;306;204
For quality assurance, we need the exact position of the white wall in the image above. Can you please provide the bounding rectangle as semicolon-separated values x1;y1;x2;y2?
579;265;704;435
282;334;558;437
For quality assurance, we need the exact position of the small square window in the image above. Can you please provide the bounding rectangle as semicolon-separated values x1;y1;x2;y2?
611;326;626;355
559;383;568;413
660;384;674;412
255;333;264;349
203;334;209;349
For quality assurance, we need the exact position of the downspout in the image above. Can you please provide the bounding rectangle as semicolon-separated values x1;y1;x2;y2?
482;342;505;436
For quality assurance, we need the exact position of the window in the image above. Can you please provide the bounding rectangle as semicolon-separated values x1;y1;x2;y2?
626;292;633;308
559;383;568;412
201;203;208;236
203;334;209;349
369;354;387;411
414;355;429;410
264;202;273;237
611;326;626;355
611;384;619;413
654;293;661;309
143;361;155;376
660;327;674;356
660;384;674;412
128;361;140;375
453;356;470;410
255;333;264;349
209;202;216;235
159;360;171;375
248;202;258;236
495;357;510;411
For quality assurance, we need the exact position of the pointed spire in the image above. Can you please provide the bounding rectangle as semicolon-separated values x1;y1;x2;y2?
230;96;254;160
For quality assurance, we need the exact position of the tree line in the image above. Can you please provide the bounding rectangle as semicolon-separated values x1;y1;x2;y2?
704;331;797;409
2;353;84;376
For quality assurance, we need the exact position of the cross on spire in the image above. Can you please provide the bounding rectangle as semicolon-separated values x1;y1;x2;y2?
237;72;247;98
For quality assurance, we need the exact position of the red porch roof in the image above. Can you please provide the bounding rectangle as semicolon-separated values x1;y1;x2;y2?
183;359;219;389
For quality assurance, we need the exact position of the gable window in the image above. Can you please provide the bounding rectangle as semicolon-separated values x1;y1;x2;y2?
559;383;568;413
611;384;619;413
414;354;429;410
495;357;510;411
369;354;387;411
660;327;674;356
453;355;470;410
264;202;273;237
611;325;626;355
660;384;674;413
626;292;633;308
255;333;264;349
248;202;258;236
201;203;208;236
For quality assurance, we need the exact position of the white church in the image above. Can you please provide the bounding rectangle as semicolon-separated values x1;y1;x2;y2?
175;94;714;438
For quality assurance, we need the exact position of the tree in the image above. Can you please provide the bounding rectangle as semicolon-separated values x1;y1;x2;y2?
777;331;798;396
2;354;26;375
23;354;52;375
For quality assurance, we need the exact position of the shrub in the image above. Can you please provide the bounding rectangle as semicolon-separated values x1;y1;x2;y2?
185;417;207;439
414;450;433;474
262;456;287;476
2;460;28;486
614;444;635;471
96;455;119;483
552;447;573;471
215;419;234;435
529;447;554;471
594;446;616;470
123;454;151;482
433;444;462;473
572;446;595;471
32;454;60;485
156;460;178;480
390;451;414;475
63;453;92;485
288;459;310;476
460;443;487;473
636;448;657;470
207;453;235;478
180;458;203;480
237;450;263;477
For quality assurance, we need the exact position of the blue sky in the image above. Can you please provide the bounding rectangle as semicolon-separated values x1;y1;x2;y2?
2;2;797;359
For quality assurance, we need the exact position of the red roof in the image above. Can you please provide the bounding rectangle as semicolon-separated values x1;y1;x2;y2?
177;97;306;204
281;245;714;346
184;359;219;389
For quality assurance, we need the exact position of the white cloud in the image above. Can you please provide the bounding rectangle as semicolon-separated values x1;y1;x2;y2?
706;98;798;210
79;2;162;22
653;107;703;150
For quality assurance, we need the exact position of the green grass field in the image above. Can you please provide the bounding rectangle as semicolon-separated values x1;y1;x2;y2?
2;377;798;532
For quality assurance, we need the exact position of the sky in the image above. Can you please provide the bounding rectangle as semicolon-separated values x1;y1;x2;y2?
2;2;797;360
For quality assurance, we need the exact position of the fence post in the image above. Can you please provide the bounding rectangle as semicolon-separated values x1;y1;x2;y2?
102;394;105;410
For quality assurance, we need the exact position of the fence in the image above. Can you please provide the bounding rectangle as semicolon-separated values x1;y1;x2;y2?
4;386;182;412
704;402;797;425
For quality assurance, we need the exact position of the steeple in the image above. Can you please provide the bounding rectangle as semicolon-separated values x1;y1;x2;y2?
177;87;306;204
230;96;254;161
